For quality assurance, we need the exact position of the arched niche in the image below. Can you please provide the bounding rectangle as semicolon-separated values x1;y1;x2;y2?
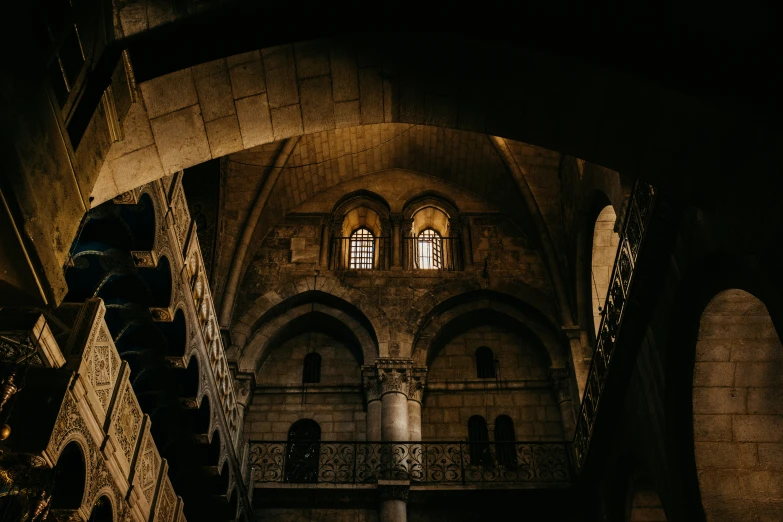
402;191;459;234
591;204;620;334
693;289;782;522
118;192;157;251
87;495;114;522
137;255;173;308
50;441;86;510
155;307;188;357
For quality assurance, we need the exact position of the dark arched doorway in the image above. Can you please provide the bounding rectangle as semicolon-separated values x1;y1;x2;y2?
284;419;321;483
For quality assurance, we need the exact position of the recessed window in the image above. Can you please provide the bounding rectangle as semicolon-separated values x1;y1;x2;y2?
417;228;443;269
467;415;491;466
349;228;374;269
475;347;496;379
494;415;517;469
302;352;321;384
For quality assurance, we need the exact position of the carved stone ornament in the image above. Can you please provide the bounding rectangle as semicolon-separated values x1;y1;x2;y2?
549;367;572;405
362;368;382;402
407;368;427;403
113;385;142;461
131;250;157;268
150;307;173;322
0;332;44;366
113;191;137;204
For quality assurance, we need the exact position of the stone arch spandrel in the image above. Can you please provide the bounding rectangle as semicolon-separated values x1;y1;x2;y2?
231;277;391;356
693;289;783;522
239;301;379;374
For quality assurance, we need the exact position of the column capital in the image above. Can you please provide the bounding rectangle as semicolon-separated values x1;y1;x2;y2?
407;367;428;403
362;366;382;403
390;212;404;227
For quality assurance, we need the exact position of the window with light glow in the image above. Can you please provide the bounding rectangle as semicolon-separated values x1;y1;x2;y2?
349;228;374;269
417;228;443;269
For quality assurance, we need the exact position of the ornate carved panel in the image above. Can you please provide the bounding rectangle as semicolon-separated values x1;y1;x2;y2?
153;477;177;522
112;382;142;462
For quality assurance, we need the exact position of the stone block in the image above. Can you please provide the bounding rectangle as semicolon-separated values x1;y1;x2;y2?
149;105;211;172
295;41;331;79
272;105;304;139
698;469;743;499
236;94;273;148
300;76;335;134
692;387;747;414
140;69;199;120
693;414;733;441
758;444;783;470
330;42;359;102
733;415;783;442
205;115;243;157
196;68;235;122
230;58;266;99
262;45;299;108
359;68;383;124
735;362;781;387
694;362;735;387
738;470;783;500
227;50;261;67
108;144;164;193
695;442;759;469
748;388;783;415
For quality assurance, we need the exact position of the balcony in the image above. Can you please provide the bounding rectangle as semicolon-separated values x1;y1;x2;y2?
249;440;572;489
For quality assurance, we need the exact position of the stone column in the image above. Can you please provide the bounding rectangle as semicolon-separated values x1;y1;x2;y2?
363;366;383;482
401;218;414;269
379;486;409;522
379;366;409;442
391;213;403;270
407;368;426;484
550;367;576;439
459;215;473;267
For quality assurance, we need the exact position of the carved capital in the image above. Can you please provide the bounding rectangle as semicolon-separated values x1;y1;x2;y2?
113;190;137;205
378;368;408;396
549;367;572;404
390;212;404;228
407;367;428;403
130;250;157;267
362;366;382;402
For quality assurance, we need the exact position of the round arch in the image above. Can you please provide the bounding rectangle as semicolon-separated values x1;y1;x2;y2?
50;440;87;511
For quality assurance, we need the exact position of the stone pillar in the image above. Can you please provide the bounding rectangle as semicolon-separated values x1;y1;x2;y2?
459;215;473;267
391;213;403;270
550;367;576;439
379;486;409;522
379;367;409;442
363;367;383;440
401;218;414;269
407;368;426;442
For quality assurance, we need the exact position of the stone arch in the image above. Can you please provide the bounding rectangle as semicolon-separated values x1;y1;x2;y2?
589;201;621;336
239;301;378;374
412;298;564;369
50;440;87;511
332;190;391;221
231;278;391;356
136;254;174;309
409;284;561;346
85;493;116;522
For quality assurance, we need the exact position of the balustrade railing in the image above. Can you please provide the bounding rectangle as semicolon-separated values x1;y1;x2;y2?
572;182;656;470
402;236;462;271
249;440;572;485
329;237;392;270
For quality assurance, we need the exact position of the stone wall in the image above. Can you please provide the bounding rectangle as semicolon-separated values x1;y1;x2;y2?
422;325;563;441
693;289;783;521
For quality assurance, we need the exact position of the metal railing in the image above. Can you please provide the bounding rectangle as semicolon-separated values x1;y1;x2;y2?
329;237;392;270
572;182;656;470
249;440;572;485
402;236;462;271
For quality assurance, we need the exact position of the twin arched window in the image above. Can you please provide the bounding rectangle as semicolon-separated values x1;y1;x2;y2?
349;227;374;269
467;415;517;468
284;419;321;483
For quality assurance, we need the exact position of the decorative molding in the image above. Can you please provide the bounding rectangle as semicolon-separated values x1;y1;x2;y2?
131;250;157;268
113;190;138;205
378;485;410;502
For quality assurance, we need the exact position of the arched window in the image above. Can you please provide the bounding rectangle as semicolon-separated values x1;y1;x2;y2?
284;419;321;483
417;228;443;269
467;415;492;466
475;347;496;379
494;415;517;469
87;496;113;522
302;352;321;384
349;227;374;269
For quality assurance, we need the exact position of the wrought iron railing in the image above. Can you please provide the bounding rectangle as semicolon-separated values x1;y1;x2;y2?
329;237;392;270
249;440;572;485
402;236;462;271
572;182;656;470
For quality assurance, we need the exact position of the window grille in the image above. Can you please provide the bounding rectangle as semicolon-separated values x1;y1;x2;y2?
302;352;321;384
349;228;374;269
284;419;321;483
475;347;496;379
417;228;443;269
467;416;492;466
494;415;517;469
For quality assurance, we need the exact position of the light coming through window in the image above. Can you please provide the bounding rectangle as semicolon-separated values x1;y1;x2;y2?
349;228;374;269
418;229;443;269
